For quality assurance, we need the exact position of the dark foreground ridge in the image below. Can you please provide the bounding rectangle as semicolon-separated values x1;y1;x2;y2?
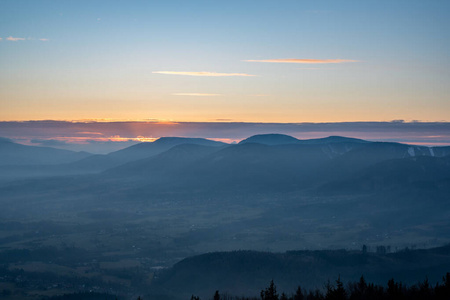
39;272;450;300
150;245;450;299
190;275;450;300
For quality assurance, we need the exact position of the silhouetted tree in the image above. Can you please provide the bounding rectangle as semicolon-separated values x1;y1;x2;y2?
418;277;431;299
376;246;386;255
306;289;322;300
349;276;366;300
261;280;279;300
214;290;221;300
435;272;450;300
387;278;403;300
293;286;304;300
362;245;367;255
325;276;346;300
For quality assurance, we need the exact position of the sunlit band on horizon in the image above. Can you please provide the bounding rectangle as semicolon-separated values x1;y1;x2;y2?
152;71;256;77
172;93;222;96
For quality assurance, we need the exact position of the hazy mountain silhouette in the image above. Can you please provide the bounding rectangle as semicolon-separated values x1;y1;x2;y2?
66;137;227;173
319;155;450;193
109;137;225;161
0;137;226;179
239;134;368;146
239;133;301;145
0;138;91;166
103;141;364;191
311;142;450;185
3;135;450;192
177;143;353;190
97;136;450;193
105;143;225;178
296;135;369;145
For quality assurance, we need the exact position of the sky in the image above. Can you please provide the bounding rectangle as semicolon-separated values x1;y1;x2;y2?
1;1;450;151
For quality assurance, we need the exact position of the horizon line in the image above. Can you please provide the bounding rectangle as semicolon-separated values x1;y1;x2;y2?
1;119;449;124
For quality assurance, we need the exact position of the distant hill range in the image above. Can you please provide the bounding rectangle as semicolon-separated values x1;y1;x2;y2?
1;134;449;191
239;134;369;145
101;134;450;193
0;138;91;166
67;137;226;172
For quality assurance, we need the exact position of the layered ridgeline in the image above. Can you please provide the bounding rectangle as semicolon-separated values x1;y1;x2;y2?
1;134;449;183
1;134;449;246
0;137;92;180
102;134;450;192
1;133;450;191
0;137;91;166
0;137;226;179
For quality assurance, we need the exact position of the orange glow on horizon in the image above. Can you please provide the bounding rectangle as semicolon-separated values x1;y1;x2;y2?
19;136;159;145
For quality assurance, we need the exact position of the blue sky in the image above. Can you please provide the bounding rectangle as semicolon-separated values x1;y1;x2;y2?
1;0;450;124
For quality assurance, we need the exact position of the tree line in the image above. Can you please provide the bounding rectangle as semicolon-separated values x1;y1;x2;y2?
189;272;450;300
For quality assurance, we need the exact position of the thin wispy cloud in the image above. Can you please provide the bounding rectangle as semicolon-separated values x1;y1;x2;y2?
172;93;222;96
2;36;49;42
76;131;104;135
245;59;357;64
6;36;25;41
153;71;255;77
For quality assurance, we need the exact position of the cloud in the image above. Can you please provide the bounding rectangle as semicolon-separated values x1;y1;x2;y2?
172;93;222;96
0;38;2;41
76;131;104;135
245;58;357;64
39;38;49;42
153;71;255;77
6;36;25;41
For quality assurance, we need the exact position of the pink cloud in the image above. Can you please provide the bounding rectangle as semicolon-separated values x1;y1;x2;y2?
6;36;25;41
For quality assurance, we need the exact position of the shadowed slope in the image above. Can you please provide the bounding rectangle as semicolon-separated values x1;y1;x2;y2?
0;138;91;166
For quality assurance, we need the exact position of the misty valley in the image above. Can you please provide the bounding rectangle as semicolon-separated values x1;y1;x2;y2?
1;134;450;300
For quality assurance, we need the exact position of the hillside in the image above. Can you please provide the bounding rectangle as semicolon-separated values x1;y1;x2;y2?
152;245;450;299
0;138;91;166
